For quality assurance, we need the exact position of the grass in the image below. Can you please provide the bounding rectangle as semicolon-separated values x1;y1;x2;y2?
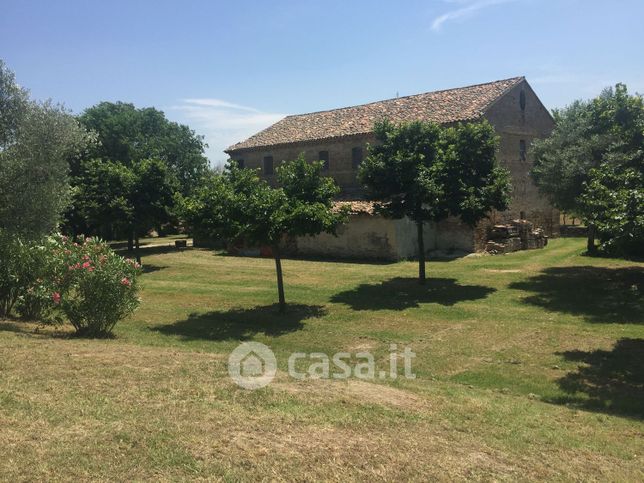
1;238;643;480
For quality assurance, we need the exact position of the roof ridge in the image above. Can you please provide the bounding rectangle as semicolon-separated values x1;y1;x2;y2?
283;76;525;119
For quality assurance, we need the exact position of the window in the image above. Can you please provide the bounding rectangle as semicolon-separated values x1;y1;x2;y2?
519;140;527;161
319;150;329;170
351;147;363;169
236;159;244;169
263;155;274;175
519;90;526;111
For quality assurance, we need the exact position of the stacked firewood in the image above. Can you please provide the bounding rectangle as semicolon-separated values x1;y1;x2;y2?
485;220;548;254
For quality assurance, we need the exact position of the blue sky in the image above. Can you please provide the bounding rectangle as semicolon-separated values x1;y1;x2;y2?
2;0;643;165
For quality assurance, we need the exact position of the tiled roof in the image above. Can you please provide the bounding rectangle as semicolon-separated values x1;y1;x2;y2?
227;77;524;152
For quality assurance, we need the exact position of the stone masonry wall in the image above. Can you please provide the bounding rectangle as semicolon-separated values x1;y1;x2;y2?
228;133;374;198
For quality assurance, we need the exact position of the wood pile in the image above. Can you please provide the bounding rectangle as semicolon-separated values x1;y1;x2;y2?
485;220;547;254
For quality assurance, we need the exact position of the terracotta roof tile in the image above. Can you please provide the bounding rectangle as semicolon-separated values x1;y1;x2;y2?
227;77;523;152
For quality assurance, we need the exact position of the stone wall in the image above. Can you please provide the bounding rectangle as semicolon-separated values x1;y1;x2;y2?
483;80;560;237
292;214;436;261
228;133;374;197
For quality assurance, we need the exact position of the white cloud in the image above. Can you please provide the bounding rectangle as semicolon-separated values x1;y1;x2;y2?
431;0;517;32
169;98;286;167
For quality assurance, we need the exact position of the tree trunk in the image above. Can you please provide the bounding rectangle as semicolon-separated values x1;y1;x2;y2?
416;221;426;285
273;245;286;313
135;232;142;264
587;224;597;254
127;230;134;252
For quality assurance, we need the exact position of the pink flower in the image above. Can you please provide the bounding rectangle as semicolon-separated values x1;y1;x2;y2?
88;267;95;272
83;255;90;260
82;261;91;269
120;277;131;287
52;292;61;304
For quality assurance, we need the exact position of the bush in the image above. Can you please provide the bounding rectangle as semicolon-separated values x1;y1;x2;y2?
0;230;35;317
52;235;141;336
12;236;58;320
0;231;141;336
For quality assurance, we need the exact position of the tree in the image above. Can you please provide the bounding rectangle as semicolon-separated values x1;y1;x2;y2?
0;62;93;239
0;59;29;148
359;119;511;284
578;151;643;258
181;155;347;312
77;102;208;194
532;84;644;254
69;158;176;262
129;158;177;262
68;159;135;239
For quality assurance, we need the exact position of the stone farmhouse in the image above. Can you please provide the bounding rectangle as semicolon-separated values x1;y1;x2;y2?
225;77;558;260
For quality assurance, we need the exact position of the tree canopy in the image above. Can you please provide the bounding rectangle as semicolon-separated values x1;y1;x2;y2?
181;154;348;312
359;119;511;283
0;61;93;239
78;102;209;194
532;83;644;256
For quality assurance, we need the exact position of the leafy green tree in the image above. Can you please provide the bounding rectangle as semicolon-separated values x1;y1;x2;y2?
69;158;176;262
68;159;135;239
532;83;644;254
129;158;177;262
0;59;29;147
579;151;643;257
181;155;347;312
359;119;510;284
77;102;208;194
0;62;93;238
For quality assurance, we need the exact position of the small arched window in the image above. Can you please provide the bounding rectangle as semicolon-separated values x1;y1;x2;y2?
519;90;526;111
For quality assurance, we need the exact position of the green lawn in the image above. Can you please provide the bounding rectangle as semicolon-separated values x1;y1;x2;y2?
1;238;642;480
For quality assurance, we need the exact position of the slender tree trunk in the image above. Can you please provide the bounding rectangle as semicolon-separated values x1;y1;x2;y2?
587;224;597;255
416;221;426;285
135;230;142;264
128;229;134;252
273;245;286;313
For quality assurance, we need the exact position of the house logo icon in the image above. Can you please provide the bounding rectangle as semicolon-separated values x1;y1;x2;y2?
228;342;277;389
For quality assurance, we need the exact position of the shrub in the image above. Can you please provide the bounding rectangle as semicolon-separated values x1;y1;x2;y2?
0;230;49;318
52;235;141;336
0;231;141;335
0;230;44;318
15;237;61;321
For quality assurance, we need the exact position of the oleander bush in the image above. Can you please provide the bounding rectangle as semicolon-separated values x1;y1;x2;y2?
52;235;141;336
0;231;141;336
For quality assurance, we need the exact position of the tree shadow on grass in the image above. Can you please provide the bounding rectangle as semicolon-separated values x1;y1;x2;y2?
153;303;325;341
509;266;643;324
330;277;496;311
141;264;168;275
548;338;644;419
